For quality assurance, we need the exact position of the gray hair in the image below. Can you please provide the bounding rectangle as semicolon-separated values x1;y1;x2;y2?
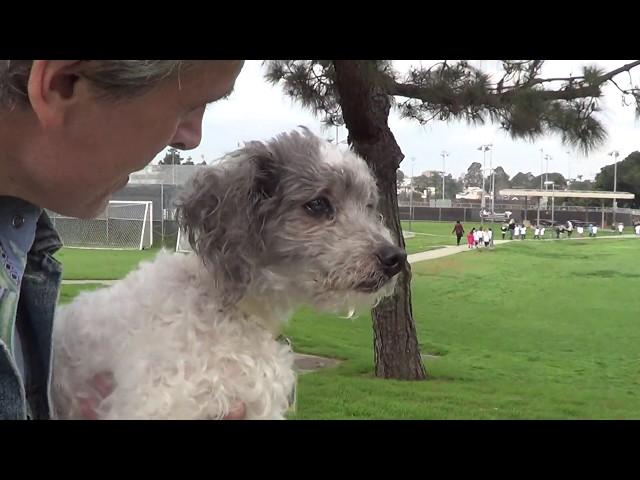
0;60;200;110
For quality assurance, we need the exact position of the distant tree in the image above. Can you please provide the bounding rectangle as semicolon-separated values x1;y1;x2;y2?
489;166;512;193
530;172;567;189
567;178;599;206
571;178;596;190
159;147;183;165
511;172;536;188
445;175;464;199
595;151;640;208
427;172;463;200
464;162;483;188
411;174;431;192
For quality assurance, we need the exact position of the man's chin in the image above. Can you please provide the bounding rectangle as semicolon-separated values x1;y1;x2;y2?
82;197;111;219
58;196;110;219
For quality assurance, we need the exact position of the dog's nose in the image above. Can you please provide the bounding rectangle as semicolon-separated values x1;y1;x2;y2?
375;245;406;277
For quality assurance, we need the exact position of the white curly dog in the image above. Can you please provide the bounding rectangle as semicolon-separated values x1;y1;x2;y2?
51;128;406;419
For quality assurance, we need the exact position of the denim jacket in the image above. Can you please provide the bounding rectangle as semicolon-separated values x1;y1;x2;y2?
0;206;62;420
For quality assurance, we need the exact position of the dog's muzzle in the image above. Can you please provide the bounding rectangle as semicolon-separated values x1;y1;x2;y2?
375;244;406;278
354;244;406;293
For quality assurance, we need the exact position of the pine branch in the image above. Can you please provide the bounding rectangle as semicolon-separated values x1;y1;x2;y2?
389;60;640;107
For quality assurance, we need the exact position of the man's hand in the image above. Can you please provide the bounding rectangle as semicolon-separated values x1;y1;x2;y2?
78;371;246;420
224;401;246;420
78;372;114;420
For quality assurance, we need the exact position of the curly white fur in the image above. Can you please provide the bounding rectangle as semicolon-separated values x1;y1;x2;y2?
51;128;405;420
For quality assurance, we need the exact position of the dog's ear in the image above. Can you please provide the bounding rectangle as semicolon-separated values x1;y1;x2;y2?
175;150;280;304
253;153;280;200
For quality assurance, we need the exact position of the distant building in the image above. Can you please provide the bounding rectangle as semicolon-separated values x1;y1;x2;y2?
397;177;413;195
456;186;486;201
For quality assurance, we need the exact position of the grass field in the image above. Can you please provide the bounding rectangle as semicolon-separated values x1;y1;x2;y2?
58;283;107;305
281;238;640;419
55;222;454;276
53;232;178;280
56;223;640;419
401;220;636;254
401;221;454;254
55;221;634;277
54;247;160;280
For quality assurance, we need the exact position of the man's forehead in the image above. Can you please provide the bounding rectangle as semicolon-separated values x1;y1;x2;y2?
180;61;242;99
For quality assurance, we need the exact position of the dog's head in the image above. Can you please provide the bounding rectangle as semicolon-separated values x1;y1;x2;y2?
176;127;405;314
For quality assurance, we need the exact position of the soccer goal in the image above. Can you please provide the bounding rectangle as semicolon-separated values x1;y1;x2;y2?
48;200;153;250
175;227;193;253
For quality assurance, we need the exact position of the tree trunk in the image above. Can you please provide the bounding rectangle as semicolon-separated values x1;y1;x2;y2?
334;60;427;380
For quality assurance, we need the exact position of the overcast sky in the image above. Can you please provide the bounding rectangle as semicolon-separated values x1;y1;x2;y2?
152;60;640;181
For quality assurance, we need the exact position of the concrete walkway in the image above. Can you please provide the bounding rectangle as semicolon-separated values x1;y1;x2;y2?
407;240;512;264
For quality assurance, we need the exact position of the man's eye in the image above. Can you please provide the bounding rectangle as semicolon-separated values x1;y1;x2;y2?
304;197;333;217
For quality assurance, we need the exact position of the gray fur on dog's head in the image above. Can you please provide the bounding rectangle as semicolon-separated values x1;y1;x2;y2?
176;127;404;311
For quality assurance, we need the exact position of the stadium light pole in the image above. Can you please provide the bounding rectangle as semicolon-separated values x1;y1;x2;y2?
440;151;449;202
536;189;540;229
489;146;496;215
409;157;415;232
539;148;544;190
544;154;552;188
608;150;619;226
477;144;492;226
160;182;164;240
537;148;544;228
545;181;555;224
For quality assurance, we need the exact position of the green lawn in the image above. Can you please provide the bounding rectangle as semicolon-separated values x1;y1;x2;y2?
282;238;640;419
401;220;636;254
55;221;630;276
401;221;461;253
58;283;107;304
57;234;640;419
54;247;161;280
55;222;451;277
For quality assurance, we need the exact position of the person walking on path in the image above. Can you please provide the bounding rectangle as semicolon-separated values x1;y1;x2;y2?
500;222;508;240
508;220;516;240
467;228;475;249
452;220;465;246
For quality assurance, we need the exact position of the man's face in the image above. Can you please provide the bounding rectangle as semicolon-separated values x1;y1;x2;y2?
23;61;243;218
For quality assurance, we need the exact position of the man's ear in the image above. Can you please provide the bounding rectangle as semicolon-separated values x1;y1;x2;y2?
27;60;86;128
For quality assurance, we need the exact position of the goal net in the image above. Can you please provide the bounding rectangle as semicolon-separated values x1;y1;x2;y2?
48;200;153;250
175;227;194;253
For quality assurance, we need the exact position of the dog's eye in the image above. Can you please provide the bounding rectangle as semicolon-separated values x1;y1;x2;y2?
304;197;333;217
366;204;382;222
